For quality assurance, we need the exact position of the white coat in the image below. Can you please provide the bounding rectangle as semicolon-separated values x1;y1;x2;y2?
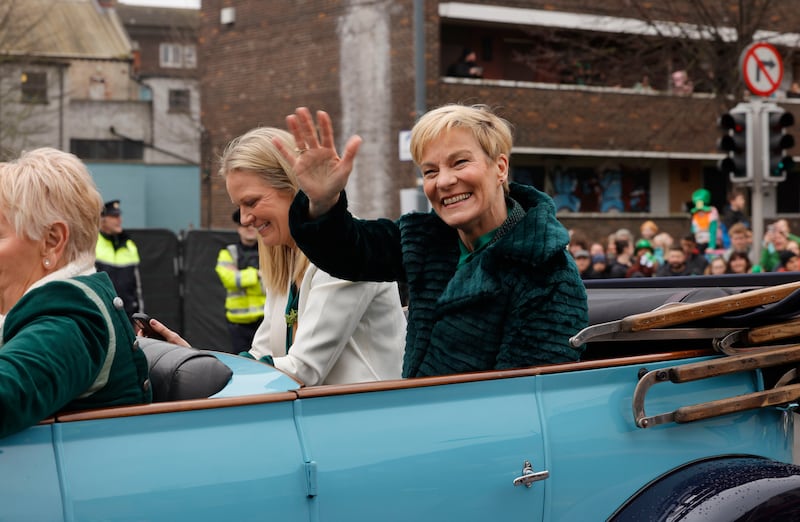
249;263;405;385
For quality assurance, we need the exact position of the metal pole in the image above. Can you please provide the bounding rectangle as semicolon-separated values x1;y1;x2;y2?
750;100;765;268
411;0;427;210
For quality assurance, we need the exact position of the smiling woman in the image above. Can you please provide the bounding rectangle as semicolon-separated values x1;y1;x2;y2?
419;127;510;246
143;127;407;386
0;148;151;438
282;104;589;378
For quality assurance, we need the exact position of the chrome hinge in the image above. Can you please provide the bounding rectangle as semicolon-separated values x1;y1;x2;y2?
304;461;317;497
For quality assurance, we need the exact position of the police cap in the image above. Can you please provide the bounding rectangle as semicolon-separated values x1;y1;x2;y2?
102;199;121;217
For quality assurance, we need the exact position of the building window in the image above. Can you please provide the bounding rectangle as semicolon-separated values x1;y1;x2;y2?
160;43;197;69
89;74;107;100
183;45;197;68
70;139;144;160
169;89;191;113
160;43;182;68
511;165;545;189
548;165;650;213
20;71;47;104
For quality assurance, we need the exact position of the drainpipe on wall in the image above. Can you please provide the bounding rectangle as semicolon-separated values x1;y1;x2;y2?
413;0;426;121
58;64;64;150
411;0;427;203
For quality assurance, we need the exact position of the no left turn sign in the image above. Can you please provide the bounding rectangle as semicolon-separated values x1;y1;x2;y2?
740;42;784;97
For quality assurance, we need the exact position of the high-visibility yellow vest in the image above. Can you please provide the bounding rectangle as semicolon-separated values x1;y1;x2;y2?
95;232;144;315
215;244;266;324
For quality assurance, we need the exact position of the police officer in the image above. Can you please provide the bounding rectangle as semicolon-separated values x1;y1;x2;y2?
215;209;266;353
95;199;144;317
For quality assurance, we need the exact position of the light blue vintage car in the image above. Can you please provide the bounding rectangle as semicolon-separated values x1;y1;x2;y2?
4;274;800;521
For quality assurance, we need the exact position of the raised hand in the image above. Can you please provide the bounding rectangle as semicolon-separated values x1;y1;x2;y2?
273;107;362;218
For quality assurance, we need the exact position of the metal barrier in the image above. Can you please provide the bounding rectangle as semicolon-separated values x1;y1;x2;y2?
128;228;238;351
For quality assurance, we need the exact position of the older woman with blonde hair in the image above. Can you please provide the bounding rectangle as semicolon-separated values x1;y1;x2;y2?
0;148;150;438
281;104;588;377
147;127;406;385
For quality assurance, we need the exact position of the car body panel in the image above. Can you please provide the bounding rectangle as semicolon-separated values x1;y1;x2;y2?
210;352;301;397
295;377;546;521
1;351;792;521
53;400;308;522
537;358;790;520
3;274;800;520
1;424;64;522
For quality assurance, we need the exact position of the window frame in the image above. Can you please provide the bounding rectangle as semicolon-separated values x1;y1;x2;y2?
168;88;191;113
20;71;48;104
160;43;197;69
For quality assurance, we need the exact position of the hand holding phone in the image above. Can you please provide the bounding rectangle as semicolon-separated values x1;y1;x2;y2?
132;313;167;341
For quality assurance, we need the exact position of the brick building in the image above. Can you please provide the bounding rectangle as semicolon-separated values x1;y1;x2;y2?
198;0;800;242
0;0;202;232
117;3;202;167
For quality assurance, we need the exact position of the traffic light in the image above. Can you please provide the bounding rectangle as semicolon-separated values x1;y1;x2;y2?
765;109;795;182
717;110;750;181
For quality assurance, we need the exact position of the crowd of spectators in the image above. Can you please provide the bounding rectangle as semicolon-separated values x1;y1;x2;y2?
568;188;800;280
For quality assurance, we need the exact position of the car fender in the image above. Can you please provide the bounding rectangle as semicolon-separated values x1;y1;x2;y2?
608;456;800;521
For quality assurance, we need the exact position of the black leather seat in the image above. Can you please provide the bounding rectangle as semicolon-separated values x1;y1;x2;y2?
137;338;233;402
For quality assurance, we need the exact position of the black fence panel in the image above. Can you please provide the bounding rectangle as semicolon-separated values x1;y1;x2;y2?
181;229;239;351
128;228;181;333
128;228;239;352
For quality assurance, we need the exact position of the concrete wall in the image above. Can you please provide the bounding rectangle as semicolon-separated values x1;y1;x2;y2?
88;162;201;233
143;77;201;164
68;99;152;142
199;0;417;226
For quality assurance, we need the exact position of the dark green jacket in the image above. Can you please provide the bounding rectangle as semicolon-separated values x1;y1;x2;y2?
289;182;588;377
0;271;151;438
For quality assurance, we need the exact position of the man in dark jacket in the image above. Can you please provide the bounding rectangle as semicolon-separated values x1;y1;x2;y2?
446;48;483;78
95;199;144;317
655;246;694;277
680;234;708;275
607;239;633;278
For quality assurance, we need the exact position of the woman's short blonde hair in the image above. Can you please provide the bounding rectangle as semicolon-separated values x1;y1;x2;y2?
218;127;309;293
0;148;102;262
410;103;513;191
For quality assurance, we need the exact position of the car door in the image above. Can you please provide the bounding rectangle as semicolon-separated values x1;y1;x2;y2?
0;424;64;521
53;397;309;522
295;375;547;521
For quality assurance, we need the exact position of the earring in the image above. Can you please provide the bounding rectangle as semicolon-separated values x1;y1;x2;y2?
43;258;51;267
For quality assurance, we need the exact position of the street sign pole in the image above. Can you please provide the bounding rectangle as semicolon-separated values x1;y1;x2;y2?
750;100;765;268
736;43;785;269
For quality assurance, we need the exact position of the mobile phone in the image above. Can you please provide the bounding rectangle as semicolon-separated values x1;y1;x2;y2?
131;313;166;341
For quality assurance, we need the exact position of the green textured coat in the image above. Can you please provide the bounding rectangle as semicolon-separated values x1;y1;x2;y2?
290;182;588;378
0;272;151;438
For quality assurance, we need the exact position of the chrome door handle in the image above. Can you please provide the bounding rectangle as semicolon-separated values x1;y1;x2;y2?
513;460;550;487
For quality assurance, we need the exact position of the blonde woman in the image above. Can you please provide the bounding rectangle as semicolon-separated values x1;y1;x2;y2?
148;128;405;386
0;148;150;438
281;104;588;377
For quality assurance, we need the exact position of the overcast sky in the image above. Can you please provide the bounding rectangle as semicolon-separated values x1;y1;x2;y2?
119;0;200;8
